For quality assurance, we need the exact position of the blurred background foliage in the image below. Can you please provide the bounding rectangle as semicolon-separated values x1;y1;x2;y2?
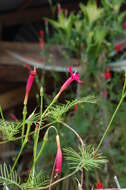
37;0;126;187
2;0;126;188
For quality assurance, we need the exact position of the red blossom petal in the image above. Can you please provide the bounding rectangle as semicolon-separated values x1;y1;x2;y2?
69;66;74;77
115;44;121;53
59;67;83;95
40;30;44;37
104;71;112;80
69;67;83;83
96;182;104;189
73;73;80;81
122;23;126;29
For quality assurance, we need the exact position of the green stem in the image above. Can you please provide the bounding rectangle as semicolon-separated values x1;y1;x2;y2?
41;93;60;119
35;130;48;163
0;106;4;121
11;121;31;174
96;73;126;152
27;126;57;184
28;92;59;180
33;91;59;167
34;87;44;149
122;73;126;95
22;105;27;143
33;88;43;162
36;126;58;163
29;87;44;182
40;87;43;116
45;19;49;41
33;168;79;190
11;141;26;175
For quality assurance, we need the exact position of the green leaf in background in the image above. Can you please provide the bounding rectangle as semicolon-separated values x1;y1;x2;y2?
80;1;103;25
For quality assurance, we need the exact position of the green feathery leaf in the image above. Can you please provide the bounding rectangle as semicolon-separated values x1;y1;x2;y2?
49;96;96;121
64;145;107;171
23;170;49;189
0;163;22;189
0;120;21;141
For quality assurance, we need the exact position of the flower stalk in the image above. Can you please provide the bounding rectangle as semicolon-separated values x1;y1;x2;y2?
11;121;31;175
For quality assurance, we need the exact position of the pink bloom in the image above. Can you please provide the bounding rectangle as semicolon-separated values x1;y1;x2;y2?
96;182;104;189
24;68;36;105
104;70;112;80
55;135;62;175
59;67;83;95
115;44;121;53
122;23;126;29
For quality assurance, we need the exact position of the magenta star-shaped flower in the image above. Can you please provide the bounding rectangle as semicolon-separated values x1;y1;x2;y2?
59;66;83;95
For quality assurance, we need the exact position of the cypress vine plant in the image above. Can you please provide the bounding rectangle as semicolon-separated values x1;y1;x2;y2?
0;66;108;190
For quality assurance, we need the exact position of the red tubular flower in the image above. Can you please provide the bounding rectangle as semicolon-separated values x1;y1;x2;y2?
96;182;104;189
59;67;83;95
115;44;121;53
122;23;126;29
55;135;62;175
104;70;112;80
24;68;36;105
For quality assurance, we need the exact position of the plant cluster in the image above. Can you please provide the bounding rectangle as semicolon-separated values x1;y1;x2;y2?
0;0;126;189
0;66;109;190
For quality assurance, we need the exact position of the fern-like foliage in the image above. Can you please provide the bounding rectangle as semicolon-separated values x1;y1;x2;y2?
64;145;107;171
0;120;21;141
0;163;21;189
22;170;49;189
26;113;40;124
49;96;96;121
